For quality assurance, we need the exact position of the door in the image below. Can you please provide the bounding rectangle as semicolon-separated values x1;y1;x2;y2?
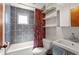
71;7;79;27
0;3;3;48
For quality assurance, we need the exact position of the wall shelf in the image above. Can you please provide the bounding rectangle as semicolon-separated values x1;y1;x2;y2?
44;11;57;20
42;7;56;14
43;24;57;28
43;4;57;41
44;15;57;20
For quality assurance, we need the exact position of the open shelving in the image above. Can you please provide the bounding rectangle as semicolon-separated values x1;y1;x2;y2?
43;24;57;28
43;11;57;20
42;4;57;41
42;6;56;14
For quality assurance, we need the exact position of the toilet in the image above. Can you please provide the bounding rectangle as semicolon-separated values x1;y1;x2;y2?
32;39;52;55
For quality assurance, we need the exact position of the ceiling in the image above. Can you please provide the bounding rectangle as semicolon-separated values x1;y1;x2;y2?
22;3;45;9
11;3;79;10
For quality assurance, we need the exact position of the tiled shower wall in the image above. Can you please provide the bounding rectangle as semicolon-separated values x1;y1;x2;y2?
10;6;34;44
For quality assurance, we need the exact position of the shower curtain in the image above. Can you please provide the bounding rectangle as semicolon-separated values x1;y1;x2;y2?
34;8;44;48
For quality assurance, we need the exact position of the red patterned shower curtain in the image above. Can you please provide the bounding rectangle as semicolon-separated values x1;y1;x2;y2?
34;8;44;48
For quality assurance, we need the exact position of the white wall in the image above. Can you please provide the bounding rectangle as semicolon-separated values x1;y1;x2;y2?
60;7;71;26
46;27;57;41
56;27;64;39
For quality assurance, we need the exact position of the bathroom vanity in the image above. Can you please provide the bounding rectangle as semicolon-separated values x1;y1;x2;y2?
53;39;79;55
52;45;75;55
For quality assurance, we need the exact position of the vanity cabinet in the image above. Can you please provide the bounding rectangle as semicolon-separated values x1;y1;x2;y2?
52;45;75;55
0;4;3;48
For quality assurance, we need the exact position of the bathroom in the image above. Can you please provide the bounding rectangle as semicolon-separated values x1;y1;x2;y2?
0;3;79;55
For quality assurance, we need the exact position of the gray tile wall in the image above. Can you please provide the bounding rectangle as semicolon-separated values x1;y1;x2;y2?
61;27;79;39
10;6;34;44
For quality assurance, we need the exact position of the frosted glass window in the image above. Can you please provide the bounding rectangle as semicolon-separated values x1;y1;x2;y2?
18;14;29;24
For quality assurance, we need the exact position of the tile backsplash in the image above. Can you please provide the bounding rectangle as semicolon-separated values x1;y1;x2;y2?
61;27;79;39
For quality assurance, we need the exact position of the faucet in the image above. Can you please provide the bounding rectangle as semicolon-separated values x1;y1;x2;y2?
72;33;76;40
70;33;79;43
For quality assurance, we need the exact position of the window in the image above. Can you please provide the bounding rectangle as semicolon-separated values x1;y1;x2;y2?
18;14;29;24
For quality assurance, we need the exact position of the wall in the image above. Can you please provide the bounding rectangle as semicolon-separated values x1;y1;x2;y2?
56;27;64;39
46;27;57;41
5;4;11;42
60;7;71;27
61;27;79;40
10;6;34;44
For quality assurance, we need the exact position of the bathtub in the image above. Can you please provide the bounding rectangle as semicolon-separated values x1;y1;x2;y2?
6;41;33;55
6;39;52;55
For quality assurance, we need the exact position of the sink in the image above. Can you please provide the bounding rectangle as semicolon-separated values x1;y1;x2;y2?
53;39;79;55
54;39;76;47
